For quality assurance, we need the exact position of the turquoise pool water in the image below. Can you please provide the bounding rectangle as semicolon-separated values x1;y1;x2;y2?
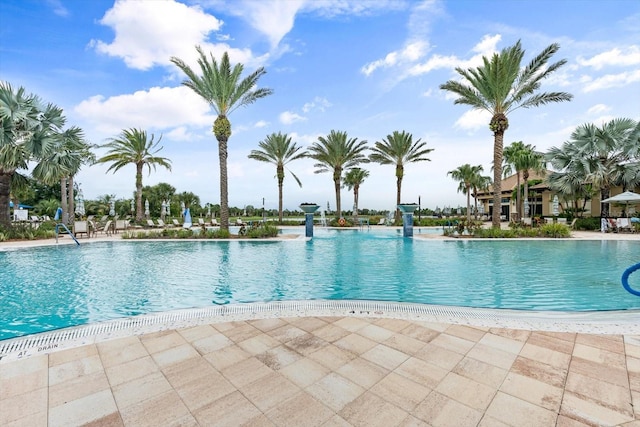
1;228;639;340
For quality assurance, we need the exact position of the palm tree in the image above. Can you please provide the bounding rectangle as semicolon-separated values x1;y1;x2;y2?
546;118;640;218
308;130;369;219
171;47;273;231
96;128;171;222
471;173;492;218
517;147;546;218
448;164;485;224
502;141;527;220
440;40;572;228
343;168;370;221
32;126;94;224
0;82;65;228
369;130;433;221
248;132;306;222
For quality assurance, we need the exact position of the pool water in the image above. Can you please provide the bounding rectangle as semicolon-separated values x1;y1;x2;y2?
1;228;639;340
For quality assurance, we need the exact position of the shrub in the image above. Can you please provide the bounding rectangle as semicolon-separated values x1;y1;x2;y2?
539;223;570;238
574;217;600;231
246;223;279;238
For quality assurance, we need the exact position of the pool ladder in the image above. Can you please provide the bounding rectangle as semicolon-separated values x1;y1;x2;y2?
55;223;80;246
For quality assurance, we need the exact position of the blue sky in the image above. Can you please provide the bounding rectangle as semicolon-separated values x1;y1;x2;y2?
2;0;639;212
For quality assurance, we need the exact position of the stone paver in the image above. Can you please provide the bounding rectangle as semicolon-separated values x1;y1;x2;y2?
1;316;639;426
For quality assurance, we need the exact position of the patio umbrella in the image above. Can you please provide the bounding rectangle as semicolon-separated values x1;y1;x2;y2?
75;190;85;217
552;195;559;216
144;199;150;217
165;200;170;217
130;199;134;214
109;200;115;216
601;191;640;217
183;207;192;227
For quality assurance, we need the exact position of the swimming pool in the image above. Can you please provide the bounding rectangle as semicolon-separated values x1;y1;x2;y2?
1;228;638;340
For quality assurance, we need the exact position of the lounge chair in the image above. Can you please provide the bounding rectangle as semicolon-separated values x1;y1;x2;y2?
557;218;567;225
172;219;181;227
146;219;156;228
103;220;114;235
198;218;206;227
115;219;129;232
544;217;554;224
210;218;219;226
236;218;246;226
377;218;386;225
156;219;168;228
617;218;632;232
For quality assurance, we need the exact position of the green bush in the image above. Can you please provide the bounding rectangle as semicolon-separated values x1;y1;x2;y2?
246;223;279;238
574;217;600;231
539;223;571;238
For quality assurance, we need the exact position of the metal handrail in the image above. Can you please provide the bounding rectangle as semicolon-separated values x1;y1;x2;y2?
55;223;80;246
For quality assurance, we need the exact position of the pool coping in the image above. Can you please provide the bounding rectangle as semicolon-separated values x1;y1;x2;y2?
2;300;639;363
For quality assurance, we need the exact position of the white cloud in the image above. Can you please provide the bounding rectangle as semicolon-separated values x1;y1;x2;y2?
302;96;332;113
46;0;69;17
74;86;214;135
577;46;640;70
279;111;307;125
362;41;429;76
582;69;640;92
165;126;198;142
586;104;611;115
254;120;269;128
90;0;266;71
454;109;491;131
239;0;305;48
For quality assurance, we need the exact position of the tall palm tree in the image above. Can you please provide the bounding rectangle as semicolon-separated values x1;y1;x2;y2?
308;130;369;219
369;130;433;221
171;47;273;231
546;118;640;218
448;164;485;224
248;132;306;222
440;40;572;228
0;82;65;228
96;128;171;222
343;167;370;221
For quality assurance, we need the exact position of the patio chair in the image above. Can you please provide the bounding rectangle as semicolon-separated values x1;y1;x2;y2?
115;219;129;233
73;220;89;238
377;218;386;225
102;220;114;236
557;218;567;225
172;219;181;227
198;218;206;226
522;217;532;226
156;219;169;228
210;218;219;226
236;218;246;226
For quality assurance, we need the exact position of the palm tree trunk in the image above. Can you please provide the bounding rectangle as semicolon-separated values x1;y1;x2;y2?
334;178;341;219
522;170;529;218
136;163;144;221
466;187;471;224
601;187;610;218
492;131;504;228
67;175;74;224
0;171;12;229
219;137;229;230
60;177;68;224
353;185;359;222
278;179;284;223
396;166;403;223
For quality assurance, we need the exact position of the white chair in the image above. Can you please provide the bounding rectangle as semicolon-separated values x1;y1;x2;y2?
522;217;532;226
73;220;89;238
557;218;567;225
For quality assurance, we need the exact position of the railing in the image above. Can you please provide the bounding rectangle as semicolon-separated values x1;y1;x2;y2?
55;223;80;246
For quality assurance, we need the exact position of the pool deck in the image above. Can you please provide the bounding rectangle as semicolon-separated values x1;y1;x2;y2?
1;229;639;426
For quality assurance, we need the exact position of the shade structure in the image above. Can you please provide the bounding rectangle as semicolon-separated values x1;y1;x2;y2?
601;191;640;217
75;190;85;217
109;200;115;216
144;199;150;217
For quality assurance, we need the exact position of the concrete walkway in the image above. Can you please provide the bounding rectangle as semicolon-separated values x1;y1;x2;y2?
1;316;639;426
